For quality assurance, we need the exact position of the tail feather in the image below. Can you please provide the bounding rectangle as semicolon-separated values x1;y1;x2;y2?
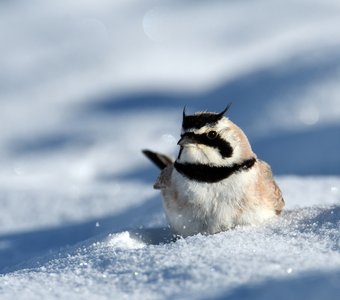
142;150;173;170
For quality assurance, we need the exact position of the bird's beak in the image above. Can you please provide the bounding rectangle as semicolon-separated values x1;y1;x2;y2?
177;135;196;146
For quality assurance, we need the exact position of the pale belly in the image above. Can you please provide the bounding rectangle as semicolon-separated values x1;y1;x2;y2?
162;169;275;237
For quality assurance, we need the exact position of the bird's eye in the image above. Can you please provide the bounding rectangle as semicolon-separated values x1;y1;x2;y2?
207;131;217;139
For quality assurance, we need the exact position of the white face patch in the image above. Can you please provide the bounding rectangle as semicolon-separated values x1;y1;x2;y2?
179;143;224;165
178;117;248;166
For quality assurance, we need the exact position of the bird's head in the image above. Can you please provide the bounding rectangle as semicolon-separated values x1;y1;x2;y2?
177;106;255;166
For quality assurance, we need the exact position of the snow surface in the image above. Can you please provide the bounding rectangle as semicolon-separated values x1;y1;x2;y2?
1;184;340;300
1;0;340;299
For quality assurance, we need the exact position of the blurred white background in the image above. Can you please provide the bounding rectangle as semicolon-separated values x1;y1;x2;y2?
0;0;340;228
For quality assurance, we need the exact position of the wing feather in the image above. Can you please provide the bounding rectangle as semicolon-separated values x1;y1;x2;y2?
258;160;285;214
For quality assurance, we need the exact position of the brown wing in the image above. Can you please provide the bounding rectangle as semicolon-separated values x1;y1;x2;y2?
258;160;285;215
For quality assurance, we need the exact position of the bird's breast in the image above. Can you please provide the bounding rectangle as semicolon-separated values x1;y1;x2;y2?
162;169;257;236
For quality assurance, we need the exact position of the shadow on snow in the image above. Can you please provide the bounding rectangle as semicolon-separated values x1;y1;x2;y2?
0;195;174;275
7;48;340;175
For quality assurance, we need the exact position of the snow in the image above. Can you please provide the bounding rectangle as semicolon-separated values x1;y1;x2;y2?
1;0;340;299
1;194;339;300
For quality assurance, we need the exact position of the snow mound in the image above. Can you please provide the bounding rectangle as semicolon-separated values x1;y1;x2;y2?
106;232;146;250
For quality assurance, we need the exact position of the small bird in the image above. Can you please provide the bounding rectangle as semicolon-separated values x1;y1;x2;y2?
143;106;284;237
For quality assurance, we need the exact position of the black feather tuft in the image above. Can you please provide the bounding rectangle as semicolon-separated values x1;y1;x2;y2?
182;106;231;130
218;103;232;117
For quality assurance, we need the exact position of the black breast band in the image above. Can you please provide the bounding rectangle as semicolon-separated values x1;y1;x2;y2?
174;158;256;183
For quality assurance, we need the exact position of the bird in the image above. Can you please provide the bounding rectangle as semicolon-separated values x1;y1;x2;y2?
143;106;284;237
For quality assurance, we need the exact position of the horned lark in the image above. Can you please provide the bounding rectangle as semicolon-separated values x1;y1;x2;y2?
143;106;284;237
